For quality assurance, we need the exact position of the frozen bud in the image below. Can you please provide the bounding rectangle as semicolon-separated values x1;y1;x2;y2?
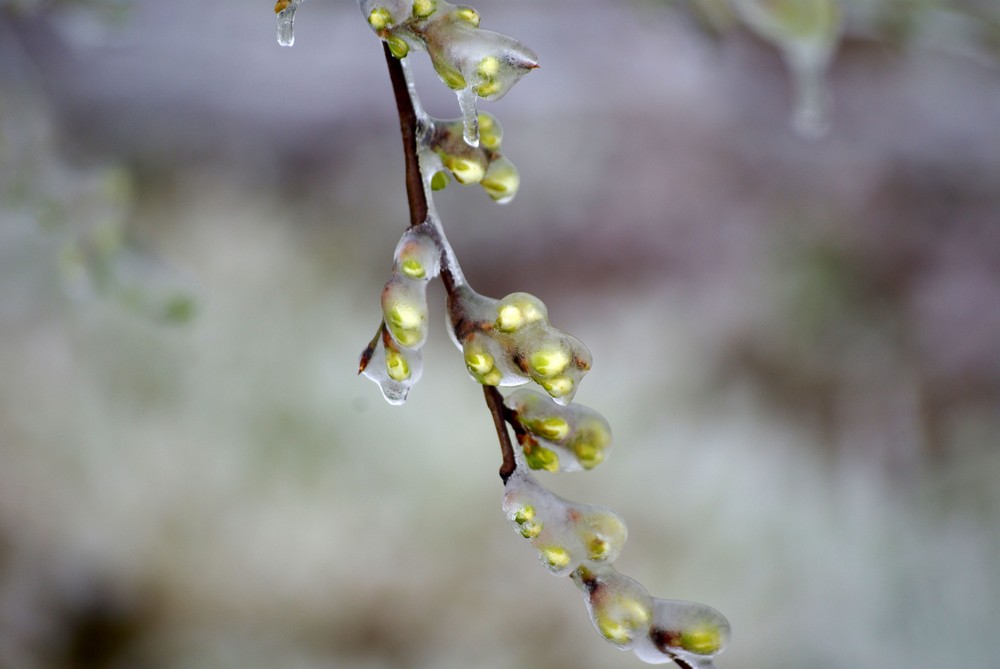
393;225;441;281
528;344;571;378
576;510;627;563
477;112;502;151
382;275;429;349
359;0;410;32
411;0;436;19
430;51;468;90
495;292;547;333
569;415;612;470
441;152;487;184
539;544;571;570
572;565;654;651
480;156;520;204
430;170;450;191
452;4;480;27
506;389;613;472
360;332;424;406
461;333;509;386
530;416;570;442
386;34;410;58
522;437;560;472
632;598;731;667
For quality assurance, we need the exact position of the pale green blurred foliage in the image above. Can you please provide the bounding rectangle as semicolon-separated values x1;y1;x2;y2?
1;1;999;669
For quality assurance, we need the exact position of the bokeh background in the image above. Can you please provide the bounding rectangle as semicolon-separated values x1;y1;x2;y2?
2;1;999;668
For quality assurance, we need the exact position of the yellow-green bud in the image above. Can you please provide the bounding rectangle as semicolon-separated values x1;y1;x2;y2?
479;367;503;386
513;504;535;525
532;416;570;442
385;349;411;381
540;375;574;398
495;293;544;332
430;170;450;191
454;6;480;26
524;444;559;472
680;626;723;655
496;304;524;332
575;442;605;469
540;545;570;570
400;258;425;279
442;154;486;185
530;347;570;378
474;78;501;98
411;0;436;19
476;56;501;78
386;34;409;59
385;302;424;348
481;157;520;203
519;521;542;539
464;350;494;376
477;113;502;151
596;613;633;645
367;7;392;31
588;536;611;561
432;58;467;90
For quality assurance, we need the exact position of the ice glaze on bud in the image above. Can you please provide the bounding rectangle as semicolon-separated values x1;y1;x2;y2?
382;275;429;349
572;565;654;650
394;224;441;282
481;156;520;204
495;292;547;332
632;598;731;667
505;389;613;472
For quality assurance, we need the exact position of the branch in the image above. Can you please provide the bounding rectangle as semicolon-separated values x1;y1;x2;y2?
383;43;428;230
382;44;516;484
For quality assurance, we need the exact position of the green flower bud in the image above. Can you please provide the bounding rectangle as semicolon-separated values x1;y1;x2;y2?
367;6;392;31
520;520;542;539
386;34;409;59
495;293;546;332
400;259;425;279
432;57;467;90
540;375;573;398
529;347;570;378
540;545;570;570
680;626;724;655
529;415;570;442
524;443;559;472
385;349;411;381
442;154;486;184
430;170;450;191
411;0;436;19
464;350;494;376
512;504;535;525
454;5;480;27
481;157;520;204
477;113;502;151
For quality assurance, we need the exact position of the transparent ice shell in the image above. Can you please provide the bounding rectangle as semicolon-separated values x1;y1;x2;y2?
502;467;627;576
360;332;424;405
506;388;613;472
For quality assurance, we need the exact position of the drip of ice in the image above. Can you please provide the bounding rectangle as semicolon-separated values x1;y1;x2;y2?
456;87;480;147
360;336;424;406
788;51;832;138
276;0;302;47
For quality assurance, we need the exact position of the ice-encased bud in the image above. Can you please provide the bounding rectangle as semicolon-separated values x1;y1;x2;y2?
275;0;303;47
481;155;520;204
632;598;731;667
382;274;429;349
516;330;591;405
572;565;654;651
411;0;437;19
359;0;410;32
477;112;503;151
502;468;627;576
393;224;441;281
506;389;613;472
461;330;528;387
733;0;842;138
360;333;424;405
495;292;547;333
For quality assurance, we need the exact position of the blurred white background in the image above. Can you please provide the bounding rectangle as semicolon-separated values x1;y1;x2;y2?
1;1;999;668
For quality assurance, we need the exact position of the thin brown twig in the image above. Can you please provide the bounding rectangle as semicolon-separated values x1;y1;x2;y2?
382;43;517;483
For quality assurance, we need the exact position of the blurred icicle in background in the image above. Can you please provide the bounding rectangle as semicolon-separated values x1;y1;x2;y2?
1;1;998;668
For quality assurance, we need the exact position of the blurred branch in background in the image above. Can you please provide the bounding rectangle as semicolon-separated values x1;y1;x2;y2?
1;1;998;669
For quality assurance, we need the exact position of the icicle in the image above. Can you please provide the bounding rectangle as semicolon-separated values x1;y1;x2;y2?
456;87;480;147
788;51;831;138
275;0;302;47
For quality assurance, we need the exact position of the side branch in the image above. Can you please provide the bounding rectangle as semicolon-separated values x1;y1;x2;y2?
484;385;517;483
383;43;428;229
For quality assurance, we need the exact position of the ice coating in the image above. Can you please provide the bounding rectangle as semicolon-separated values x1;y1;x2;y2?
382;273;430;349
358;0;538;147
572;565;654;651
506;389;612;472
360;331;424;405
502;467;627;576
275;0;303;47
394;223;442;281
733;0;842;138
424;112;521;203
449;288;592;403
632;598;731;667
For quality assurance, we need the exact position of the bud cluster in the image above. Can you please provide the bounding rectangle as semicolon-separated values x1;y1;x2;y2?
358;0;538;146
360;223;441;404
506;388;612;472
423;112;520;204
449;288;592;405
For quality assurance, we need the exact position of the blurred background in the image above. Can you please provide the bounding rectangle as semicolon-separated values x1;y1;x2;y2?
1;1;999;668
